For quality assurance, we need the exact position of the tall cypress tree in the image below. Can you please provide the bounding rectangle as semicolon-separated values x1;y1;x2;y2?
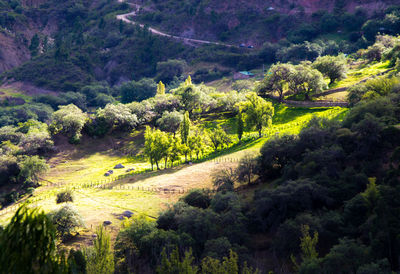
237;111;244;142
180;111;191;161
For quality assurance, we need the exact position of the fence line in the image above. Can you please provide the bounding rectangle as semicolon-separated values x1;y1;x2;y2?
0;107;343;217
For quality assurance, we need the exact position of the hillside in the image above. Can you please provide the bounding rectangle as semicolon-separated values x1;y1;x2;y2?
135;0;400;44
3;0;400;273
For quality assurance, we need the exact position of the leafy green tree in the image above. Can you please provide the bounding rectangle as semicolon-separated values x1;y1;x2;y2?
191;127;207;160
18;155;49;184
239;92;274;138
157;111;183;137
49;205;84;241
119;78;157;103
312;55;348;84
96;103;138;132
144;126;171;170
85;226;114;274
258;63;295;102
175;84;202;115
201;250;258;274
156;59;186;83
212;168;237;192
169;137;183;166
50;104;87;143
292;224;319;271
157;81;166;95
0;206;67;273
157;247;198;274
289;65;327;100
237;111;244;142
208;125;231;152
236;153;258;185
180;111;191;161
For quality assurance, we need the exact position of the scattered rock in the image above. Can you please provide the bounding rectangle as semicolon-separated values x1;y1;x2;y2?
117;216;125;220
104;172;110;177
122;210;134;218
126;168;135;172
92;234;97;238
114;163;125;169
108;170;114;174
103;221;112;226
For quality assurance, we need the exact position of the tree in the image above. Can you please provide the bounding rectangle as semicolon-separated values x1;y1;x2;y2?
237;153;258;185
169;137;183;166
190;127;207;160
157;247;198;274
237;111;244;142
29;34;40;57
185;75;192;86
119;78;157;103
258;63;295;102
157;81;166;95
156;59;186;83
180;111;191;160
175;84;202;115
212;168;237;192
85;226;114;274
50;104;87;143
157;111;183;137
239;92;274;138
312;55;348;84
18;155;49;184
49;205;84;241
144;126;171;170
292;224;319;271
96;103;138;132
201;250;258;274
0;206;67;273
289;65;327;100
208;125;231;152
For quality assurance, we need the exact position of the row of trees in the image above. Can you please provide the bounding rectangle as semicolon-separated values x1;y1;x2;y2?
144;92;274;170
259;54;347;101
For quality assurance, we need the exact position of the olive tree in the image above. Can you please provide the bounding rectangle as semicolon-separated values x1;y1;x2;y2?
239;92;274;138
290;65;327;100
50;104;87;143
96;103;138;132
18;155;49;184
157;110;183;137
208;125;231;152
312;55;348;84
258;63;295;102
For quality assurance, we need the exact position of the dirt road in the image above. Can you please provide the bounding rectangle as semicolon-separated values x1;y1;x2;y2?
116;0;235;47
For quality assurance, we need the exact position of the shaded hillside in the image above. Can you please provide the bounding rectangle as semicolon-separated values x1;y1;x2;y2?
136;0;400;44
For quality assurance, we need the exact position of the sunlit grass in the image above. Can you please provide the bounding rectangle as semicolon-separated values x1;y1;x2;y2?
332;60;390;89
0;105;348;227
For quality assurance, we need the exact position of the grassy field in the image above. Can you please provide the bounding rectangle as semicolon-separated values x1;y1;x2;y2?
331;60;390;89
0;105;348;247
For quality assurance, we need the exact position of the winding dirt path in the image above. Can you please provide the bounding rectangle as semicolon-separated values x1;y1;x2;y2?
116;0;235;47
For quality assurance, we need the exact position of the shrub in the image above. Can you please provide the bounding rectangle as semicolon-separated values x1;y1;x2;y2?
119;78;157;103
49;205;84;241
56;190;74;204
181;189;211;209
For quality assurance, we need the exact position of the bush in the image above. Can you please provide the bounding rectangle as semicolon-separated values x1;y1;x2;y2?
181;189;211;209
56;190;74;204
49;205;84;241
119;78;157;103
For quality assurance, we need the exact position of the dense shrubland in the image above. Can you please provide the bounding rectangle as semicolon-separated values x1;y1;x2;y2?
1;59;400;273
110;76;400;273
